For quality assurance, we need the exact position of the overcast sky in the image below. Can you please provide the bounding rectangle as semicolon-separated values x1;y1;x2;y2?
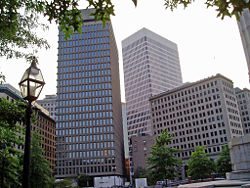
1;0;249;102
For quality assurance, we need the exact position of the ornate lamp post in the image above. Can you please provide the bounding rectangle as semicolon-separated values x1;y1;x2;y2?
19;57;45;188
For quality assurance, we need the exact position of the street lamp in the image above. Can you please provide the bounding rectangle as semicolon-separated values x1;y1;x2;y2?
19;57;45;188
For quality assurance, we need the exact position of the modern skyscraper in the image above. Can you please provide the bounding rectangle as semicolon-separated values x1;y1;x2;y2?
55;9;124;180
122;28;183;137
238;9;250;81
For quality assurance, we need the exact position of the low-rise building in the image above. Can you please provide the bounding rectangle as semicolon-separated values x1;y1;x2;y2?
129;134;154;177
37;94;56;119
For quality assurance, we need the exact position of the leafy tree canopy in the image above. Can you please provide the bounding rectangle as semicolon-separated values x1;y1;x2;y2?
30;130;54;188
54;179;73;188
0;98;25;188
216;145;232;176
1;0;249;59
147;129;182;182
187;146;215;179
0;0;125;59
164;0;250;19
77;174;91;187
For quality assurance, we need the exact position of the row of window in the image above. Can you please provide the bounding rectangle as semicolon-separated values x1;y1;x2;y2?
56;118;113;128
57;104;113;113
66;141;114;151
56;126;114;136
151;80;221;105
57;97;112;107
56;111;113;121
58;77;111;86
58;49;110;60
56;165;115;175
58;58;110;68
58;44;109;54
174;144;224;158
58;83;112;93
63;134;114;143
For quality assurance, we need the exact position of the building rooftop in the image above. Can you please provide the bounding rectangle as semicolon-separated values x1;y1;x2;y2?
122;27;177;50
149;73;232;101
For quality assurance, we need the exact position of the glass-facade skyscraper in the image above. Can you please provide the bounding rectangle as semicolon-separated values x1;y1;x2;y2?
122;28;183;137
55;9;124;179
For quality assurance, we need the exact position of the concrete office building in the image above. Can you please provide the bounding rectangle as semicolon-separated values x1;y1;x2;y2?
238;9;250;80
150;74;244;162
122;28;183;137
235;87;250;135
37;94;57;119
55;9;124;180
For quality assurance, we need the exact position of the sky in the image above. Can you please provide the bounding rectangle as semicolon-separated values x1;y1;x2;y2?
1;0;249;102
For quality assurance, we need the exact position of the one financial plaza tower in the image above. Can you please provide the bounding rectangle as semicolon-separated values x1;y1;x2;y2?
55;9;124;178
122;28;183;137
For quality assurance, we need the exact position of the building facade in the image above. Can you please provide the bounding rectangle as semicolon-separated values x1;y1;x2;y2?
37;94;57;119
0;84;23;102
122;28;183;137
238;9;250;81
150;74;244;162
129;134;154;176
55;9;124;179
235;87;250;135
34;104;56;170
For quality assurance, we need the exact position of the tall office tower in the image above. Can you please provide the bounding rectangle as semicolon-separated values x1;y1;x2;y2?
238;9;250;81
56;9;124;180
235;87;250;134
37;94;57;119
150;74;244;163
122;28;183;137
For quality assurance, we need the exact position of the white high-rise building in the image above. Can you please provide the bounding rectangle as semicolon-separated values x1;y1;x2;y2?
238;9;250;80
122;28;183;137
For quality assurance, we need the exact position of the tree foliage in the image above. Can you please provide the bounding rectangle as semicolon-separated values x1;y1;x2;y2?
54;179;73;188
77;174;91;187
164;0;250;19
187;146;215;179
216;145;232;176
1;0;248;59
0;98;25;188
0;0;119;59
147;129;182;182
30;130;54;188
